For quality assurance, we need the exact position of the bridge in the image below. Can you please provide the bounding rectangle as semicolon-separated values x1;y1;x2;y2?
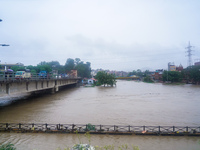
0;73;81;96
116;76;140;80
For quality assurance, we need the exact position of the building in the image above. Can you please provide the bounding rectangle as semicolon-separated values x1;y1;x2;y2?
0;63;24;72
195;62;200;66
87;78;97;84
152;69;163;81
194;59;200;66
168;62;176;71
69;70;77;78
176;64;183;72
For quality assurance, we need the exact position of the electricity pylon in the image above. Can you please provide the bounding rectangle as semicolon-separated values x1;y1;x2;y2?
185;41;194;67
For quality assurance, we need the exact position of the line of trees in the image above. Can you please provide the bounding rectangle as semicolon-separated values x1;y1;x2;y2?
10;58;92;78
127;65;200;84
162;66;200;84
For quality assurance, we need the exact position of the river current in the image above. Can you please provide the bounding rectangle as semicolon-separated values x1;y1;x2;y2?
0;80;200;149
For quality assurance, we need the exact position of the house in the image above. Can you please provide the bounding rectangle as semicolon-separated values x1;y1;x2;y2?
87;78;97;84
152;69;163;81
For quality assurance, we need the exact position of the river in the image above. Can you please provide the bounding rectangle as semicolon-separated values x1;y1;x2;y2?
0;80;200;150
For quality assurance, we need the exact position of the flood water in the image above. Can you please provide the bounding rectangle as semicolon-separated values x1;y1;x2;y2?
0;80;200;150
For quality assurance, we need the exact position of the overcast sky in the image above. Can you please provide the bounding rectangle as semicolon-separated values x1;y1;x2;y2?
0;0;200;71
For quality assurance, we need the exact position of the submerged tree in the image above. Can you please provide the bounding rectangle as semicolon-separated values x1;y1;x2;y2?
95;71;116;87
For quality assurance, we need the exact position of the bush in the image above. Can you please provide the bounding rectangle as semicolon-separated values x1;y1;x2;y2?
0;143;16;150
143;76;154;83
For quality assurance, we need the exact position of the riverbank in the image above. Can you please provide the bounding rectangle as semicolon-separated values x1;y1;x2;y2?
0;93;31;107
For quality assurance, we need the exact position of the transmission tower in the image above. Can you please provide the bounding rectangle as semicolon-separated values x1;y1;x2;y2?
185;41;194;67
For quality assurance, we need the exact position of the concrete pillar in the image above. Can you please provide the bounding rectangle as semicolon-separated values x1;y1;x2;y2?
26;82;29;91
55;85;59;92
51;88;55;94
36;81;38;89
51;85;59;94
6;83;10;94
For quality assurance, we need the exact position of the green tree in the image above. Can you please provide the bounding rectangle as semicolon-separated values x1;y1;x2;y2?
144;70;150;77
46;61;65;74
65;58;75;72
11;66;25;72
143;76;154;83
75;61;91;78
127;70;137;77
37;63;52;73
95;71;116;87
75;58;81;65
106;73;116;86
136;69;143;77
127;69;144;77
162;71;182;82
184;66;200;84
26;65;37;74
38;61;48;66
95;71;107;86
47;61;60;67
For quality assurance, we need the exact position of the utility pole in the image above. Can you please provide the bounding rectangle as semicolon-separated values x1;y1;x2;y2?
185;41;194;67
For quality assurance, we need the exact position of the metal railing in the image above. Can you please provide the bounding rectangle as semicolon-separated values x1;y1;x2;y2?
0;72;76;82
0;123;199;135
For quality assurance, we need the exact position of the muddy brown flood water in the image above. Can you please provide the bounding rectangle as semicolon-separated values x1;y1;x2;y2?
0;80;200;149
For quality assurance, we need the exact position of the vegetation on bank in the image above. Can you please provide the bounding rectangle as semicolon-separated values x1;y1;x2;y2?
128;65;200;84
0;143;16;150
162;65;200;84
143;76;154;83
4;56;200;84
162;70;182;83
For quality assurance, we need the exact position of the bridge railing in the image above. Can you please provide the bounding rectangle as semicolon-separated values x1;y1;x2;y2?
0;123;199;135
0;72;76;82
0;72;15;81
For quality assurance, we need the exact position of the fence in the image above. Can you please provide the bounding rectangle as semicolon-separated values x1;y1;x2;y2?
0;123;199;136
